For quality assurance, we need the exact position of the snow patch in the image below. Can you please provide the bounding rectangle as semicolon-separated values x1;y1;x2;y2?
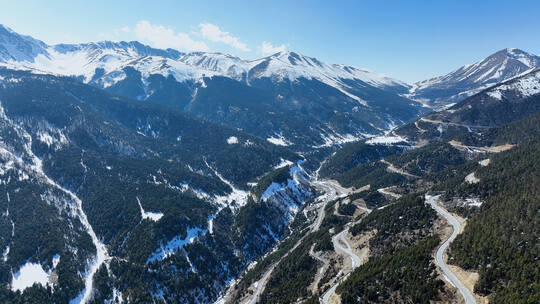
2;246;9;262
261;182;286;201
478;159;490;167
258;164;312;220
205;160;249;209
464;198;483;207
313;131;364;148
465;172;479;184
11;262;50;291
226;136;238;144
487;90;502;100
274;158;294;169
366;135;407;145
147;226;206;263
137;197;163;222
266;133;292;146
485;70;540;100
36;128;67;150
52;254;60;268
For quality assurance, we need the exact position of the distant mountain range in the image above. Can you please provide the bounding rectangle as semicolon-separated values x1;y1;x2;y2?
0;25;408;91
0;24;421;150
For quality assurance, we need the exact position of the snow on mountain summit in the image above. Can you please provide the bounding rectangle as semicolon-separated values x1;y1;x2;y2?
247;51;409;90
409;48;540;107
0;24;408;94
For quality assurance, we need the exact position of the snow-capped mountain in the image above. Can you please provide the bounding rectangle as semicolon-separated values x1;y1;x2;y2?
436;67;540;126
409;48;540;107
0;24;408;93
0;24;423;149
396;68;540;143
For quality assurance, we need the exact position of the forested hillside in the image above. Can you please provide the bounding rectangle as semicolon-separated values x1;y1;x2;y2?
0;68;314;303
446;137;540;303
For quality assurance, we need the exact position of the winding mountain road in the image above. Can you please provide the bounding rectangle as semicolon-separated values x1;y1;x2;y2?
426;194;477;304
320;229;357;304
333;226;362;268
308;244;329;293
320;210;371;304
381;159;419;178
244;265;275;304
240;179;349;304
321;275;342;304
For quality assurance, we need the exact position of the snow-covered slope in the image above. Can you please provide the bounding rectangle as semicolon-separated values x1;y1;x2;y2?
485;68;540;100
409;48;540;107
0;25;48;62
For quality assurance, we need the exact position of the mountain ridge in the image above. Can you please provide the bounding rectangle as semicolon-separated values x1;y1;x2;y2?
0;24;407;92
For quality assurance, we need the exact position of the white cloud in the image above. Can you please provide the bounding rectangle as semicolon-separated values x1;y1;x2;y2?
260;41;287;56
199;23;250;51
120;26;130;33
134;20;209;52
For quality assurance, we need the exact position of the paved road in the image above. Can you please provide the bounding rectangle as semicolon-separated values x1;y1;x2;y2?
244;265;275;304
381;159;419;178
377;187;401;199
448;140;514;154
420;117;489;129
321;273;343;304
308;244;329;292
320;231;357;304
426;194;477;304
241;179;349;304
320;217;368;304
332;227;361;268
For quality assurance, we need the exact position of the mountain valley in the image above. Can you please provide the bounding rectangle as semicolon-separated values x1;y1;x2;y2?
0;23;538;304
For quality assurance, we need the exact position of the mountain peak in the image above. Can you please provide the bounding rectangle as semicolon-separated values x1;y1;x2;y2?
487;47;535;62
410;47;540;106
502;47;527;55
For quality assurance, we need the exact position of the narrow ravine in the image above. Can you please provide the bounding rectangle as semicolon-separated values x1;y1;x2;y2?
0;103;108;304
426;194;477;304
238;179;349;304
47;175;109;304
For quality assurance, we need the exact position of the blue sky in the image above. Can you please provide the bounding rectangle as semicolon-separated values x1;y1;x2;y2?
2;0;539;82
